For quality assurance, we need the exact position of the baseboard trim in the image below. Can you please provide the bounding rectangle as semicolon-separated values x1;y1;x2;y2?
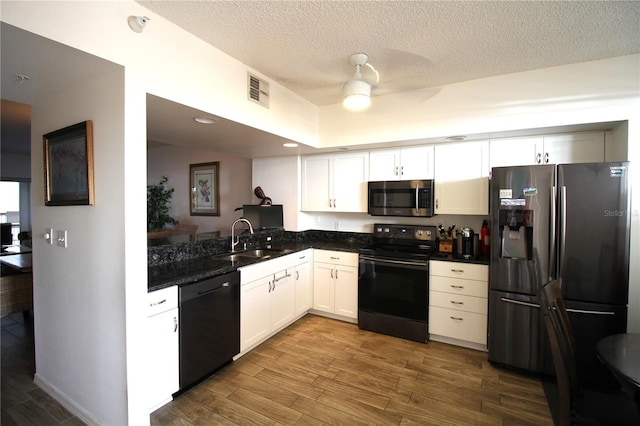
33;373;98;426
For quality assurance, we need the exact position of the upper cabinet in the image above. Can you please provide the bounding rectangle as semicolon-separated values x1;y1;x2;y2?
434;141;490;215
489;132;605;169
369;145;434;181
301;151;369;212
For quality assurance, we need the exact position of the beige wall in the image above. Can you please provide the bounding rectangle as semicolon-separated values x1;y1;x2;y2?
147;145;253;233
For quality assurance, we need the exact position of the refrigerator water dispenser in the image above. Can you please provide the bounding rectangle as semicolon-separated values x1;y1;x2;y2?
499;209;533;260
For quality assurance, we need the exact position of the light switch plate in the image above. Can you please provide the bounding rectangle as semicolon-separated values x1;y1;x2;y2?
45;228;54;245
56;230;67;248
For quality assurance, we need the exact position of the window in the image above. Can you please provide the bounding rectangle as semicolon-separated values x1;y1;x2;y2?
1;181;21;245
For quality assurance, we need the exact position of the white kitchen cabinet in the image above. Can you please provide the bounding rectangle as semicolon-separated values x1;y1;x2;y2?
313;250;358;321
489;132;605;168
369;145;434;181
542;132;604;164
301;151;369;212
429;261;489;350
434;140;490;215
239;252;308;353
147;286;179;412
293;250;312;316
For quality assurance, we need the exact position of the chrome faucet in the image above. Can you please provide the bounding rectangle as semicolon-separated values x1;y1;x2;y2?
231;218;254;251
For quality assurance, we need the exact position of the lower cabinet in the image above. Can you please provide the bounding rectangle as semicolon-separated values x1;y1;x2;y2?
429;260;489;350
313;250;358;320
239;250;311;354
147;286;179;412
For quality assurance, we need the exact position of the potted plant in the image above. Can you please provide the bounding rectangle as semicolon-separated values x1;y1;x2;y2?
147;176;177;232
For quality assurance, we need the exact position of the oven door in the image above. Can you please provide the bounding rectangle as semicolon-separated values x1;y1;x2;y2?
358;254;430;341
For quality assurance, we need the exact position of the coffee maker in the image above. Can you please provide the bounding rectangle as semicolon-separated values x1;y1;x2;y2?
457;227;477;259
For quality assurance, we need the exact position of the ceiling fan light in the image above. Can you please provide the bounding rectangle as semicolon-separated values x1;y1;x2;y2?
343;79;371;111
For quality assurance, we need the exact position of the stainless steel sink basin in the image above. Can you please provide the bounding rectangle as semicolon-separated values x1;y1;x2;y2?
215;248;290;262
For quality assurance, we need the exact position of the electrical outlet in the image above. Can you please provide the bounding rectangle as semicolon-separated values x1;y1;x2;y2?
56;230;68;248
45;228;54;245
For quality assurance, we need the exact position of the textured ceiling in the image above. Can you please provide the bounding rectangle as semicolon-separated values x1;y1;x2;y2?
139;0;640;106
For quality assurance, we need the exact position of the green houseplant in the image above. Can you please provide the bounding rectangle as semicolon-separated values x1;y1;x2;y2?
147;176;177;232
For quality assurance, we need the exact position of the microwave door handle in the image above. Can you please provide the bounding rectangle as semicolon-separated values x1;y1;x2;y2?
415;183;420;214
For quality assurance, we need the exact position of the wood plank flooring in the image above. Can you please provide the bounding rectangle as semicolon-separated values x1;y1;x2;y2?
152;315;554;425
1;311;85;425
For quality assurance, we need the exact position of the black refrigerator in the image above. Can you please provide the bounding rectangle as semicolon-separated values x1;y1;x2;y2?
488;162;631;387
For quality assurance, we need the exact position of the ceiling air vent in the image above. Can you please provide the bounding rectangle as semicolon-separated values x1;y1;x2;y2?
247;73;270;108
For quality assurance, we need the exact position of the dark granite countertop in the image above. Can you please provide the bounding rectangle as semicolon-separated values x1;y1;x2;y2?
147;229;490;292
148;230;372;292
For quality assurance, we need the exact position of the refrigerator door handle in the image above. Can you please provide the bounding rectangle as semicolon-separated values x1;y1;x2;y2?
565;308;616;316
500;297;540;309
559;185;567;279
549;185;557;281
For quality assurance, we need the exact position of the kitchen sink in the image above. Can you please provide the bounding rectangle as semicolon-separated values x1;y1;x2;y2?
215;248;290;262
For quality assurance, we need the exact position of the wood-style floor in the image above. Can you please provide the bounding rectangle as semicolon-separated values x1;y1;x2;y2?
1;311;85;425
152;315;554;425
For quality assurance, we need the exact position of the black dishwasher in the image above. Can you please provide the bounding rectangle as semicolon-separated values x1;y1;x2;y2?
178;270;240;390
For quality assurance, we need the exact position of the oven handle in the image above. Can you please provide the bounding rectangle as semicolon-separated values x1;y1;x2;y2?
359;255;428;268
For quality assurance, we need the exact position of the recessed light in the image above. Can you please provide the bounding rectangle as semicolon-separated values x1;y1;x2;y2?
194;117;217;124
446;135;466;141
283;143;298;148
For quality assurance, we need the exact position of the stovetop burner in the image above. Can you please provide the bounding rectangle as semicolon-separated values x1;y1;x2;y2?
360;223;439;259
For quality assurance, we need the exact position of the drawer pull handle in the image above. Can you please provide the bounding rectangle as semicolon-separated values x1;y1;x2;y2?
450;285;464;289
450;316;464;321
150;299;167;307
450;301;464;305
450;269;465;273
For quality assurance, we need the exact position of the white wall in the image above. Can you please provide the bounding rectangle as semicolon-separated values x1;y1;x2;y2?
252;156;300;231
31;68;127;424
147;145;253;232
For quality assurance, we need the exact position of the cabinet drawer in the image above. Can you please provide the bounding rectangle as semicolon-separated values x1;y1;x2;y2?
429;277;488;298
429;291;488;315
430;261;488;281
429;306;487;345
147;286;178;317
313;249;358;266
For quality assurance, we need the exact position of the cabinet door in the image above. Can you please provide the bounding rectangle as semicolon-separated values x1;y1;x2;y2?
240;277;271;352
301;156;332;212
334;265;358;319
369;149;400;181
400;145;435;180
435;141;490;215
147;308;179;412
295;261;311;315
489;137;542;168
543;132;604;164
332;152;369;212
313;262;334;313
270;270;296;330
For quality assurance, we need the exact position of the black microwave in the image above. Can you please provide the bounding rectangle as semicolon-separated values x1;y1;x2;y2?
368;180;435;217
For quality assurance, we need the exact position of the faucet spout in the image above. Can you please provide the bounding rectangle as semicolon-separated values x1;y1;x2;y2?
231;218;254;251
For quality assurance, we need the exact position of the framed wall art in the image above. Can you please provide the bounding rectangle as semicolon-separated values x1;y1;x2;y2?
43;120;95;206
190;161;220;216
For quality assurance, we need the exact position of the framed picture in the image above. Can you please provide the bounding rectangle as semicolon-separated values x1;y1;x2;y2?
190;162;220;216
43;120;95;206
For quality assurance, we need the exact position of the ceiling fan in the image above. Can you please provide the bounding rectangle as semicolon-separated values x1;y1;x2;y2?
342;53;379;111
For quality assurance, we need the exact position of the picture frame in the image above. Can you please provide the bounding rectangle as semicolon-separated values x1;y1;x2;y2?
43;120;95;206
190;161;220;216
